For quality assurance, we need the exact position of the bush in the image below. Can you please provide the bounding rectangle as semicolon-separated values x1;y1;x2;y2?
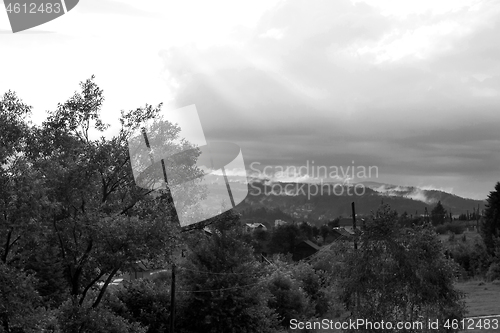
112;279;170;333
486;262;500;282
436;222;465;235
57;299;146;333
449;242;491;278
267;272;312;326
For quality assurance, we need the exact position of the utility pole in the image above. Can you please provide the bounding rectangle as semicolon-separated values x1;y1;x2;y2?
477;204;480;230
170;263;176;333
351;202;360;315
351;202;357;250
141;129;178;333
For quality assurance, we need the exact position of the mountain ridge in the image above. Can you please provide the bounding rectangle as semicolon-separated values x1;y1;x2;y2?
235;178;486;223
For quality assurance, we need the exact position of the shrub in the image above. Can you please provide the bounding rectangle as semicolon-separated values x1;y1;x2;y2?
57;299;146;333
436;222;465;235
486;262;500;282
267;272;312;326
449;242;491;278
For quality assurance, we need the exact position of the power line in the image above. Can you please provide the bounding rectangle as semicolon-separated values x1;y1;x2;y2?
177;266;254;276
177;280;265;293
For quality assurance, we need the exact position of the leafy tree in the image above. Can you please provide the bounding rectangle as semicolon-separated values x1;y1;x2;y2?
267;271;311;326
431;201;447;225
0;91;46;267
481;182;500;256
0;76;207;331
57;297;146;333
338;204;465;333
110;278;170;333
298;222;313;240
290;261;331;317
268;224;301;254
0;262;57;333
177;212;279;333
319;224;330;243
20;76;206;311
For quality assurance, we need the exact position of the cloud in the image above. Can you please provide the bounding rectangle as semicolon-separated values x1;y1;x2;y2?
76;0;161;18
160;0;500;199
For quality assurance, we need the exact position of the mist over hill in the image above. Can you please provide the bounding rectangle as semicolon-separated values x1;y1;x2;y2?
235;179;486;224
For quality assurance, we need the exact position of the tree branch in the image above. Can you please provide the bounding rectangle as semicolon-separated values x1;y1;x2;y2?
79;270;106;305
1;228;12;263
92;265;121;308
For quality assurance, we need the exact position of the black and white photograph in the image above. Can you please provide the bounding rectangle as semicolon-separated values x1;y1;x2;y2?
1;0;500;332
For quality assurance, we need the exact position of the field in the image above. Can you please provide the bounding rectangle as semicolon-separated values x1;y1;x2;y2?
455;280;500;333
306;225;497;332
310;280;500;333
438;229;483;247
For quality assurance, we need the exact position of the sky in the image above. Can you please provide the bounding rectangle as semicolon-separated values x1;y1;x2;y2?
1;0;499;200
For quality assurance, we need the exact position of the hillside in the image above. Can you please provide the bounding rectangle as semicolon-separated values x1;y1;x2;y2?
235;179;486;224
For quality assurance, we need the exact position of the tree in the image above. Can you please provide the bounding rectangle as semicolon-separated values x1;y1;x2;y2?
268;224;301;254
338;204;465;333
267;271;311;326
319;224;331;243
0;91;46;267
23;77;188;309
177;212;279;333
431;201;447;225
57;297;146;333
481;182;500;256
110;278;171;333
0;262;57;333
0;76;207;328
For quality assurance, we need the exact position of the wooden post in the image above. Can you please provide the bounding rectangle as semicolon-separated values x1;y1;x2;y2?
351;202;359;314
351;202;357;250
477;204;480;230
170;263;176;333
141;130;180;225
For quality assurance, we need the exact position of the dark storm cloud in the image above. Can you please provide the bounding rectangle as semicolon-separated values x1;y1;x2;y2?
160;0;500;199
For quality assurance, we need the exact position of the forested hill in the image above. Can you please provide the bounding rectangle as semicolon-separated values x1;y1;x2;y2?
236;179;486;223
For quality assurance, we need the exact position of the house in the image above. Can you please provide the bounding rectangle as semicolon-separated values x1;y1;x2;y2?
275;219;288;227
331;227;355;241
292;240;321;261
244;222;267;233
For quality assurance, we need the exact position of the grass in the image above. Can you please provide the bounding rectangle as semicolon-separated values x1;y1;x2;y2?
455;280;500;333
311;280;500;333
438;229;483;249
455;280;500;317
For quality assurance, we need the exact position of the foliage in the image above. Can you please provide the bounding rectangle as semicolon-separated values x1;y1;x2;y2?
485;262;500;282
0;77;204;330
267;271;311;326
448;241;491;278
435;222;465;235
57;298;146;333
289;261;331;317
268;224;302;254
481;182;500;255
111;279;170;333
0;262;57;333
337;204;465;333
176;213;280;333
431;201;447;225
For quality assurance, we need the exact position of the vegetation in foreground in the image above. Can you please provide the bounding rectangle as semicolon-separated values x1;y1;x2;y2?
1;77;499;332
